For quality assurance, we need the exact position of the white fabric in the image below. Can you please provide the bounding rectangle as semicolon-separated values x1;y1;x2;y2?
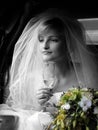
0;94;59;130
0;8;98;130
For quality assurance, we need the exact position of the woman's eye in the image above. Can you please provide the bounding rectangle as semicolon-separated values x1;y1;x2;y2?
51;39;59;42
38;36;44;42
39;39;44;42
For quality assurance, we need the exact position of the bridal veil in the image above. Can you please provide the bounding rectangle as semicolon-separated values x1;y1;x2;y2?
6;8;98;109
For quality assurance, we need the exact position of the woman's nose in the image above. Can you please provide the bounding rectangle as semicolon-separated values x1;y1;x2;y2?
43;41;49;49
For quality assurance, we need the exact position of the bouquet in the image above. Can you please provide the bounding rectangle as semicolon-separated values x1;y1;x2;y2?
47;87;98;130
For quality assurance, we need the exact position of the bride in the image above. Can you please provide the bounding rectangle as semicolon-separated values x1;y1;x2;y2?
0;8;98;130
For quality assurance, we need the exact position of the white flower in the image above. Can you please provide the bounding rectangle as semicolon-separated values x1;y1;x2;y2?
94;107;98;114
78;96;92;112
61;103;70;110
82;88;88;91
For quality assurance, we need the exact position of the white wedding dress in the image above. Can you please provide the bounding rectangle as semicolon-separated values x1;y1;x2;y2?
0;90;62;130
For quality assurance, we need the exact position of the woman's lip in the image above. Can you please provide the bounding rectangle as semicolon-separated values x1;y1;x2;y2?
42;51;52;55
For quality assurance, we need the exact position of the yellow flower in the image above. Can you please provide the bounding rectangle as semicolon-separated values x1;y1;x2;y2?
57;113;65;120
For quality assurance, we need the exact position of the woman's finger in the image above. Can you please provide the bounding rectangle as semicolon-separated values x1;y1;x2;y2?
38;97;49;105
38;88;52;93
37;93;50;99
37;88;53;95
37;92;53;98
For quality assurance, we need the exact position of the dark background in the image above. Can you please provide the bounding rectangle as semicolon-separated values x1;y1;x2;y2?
0;0;98;103
0;0;98;33
0;0;98;23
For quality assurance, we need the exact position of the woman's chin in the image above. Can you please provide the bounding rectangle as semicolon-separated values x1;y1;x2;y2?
42;56;64;63
42;56;54;62
42;55;52;62
43;58;53;62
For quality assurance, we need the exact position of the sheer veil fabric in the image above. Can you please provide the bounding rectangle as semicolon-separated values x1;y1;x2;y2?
0;8;98;130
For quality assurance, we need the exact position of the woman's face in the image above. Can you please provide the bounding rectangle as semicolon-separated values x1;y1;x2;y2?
38;29;66;62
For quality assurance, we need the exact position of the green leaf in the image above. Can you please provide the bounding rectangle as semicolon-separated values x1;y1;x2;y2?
54;127;58;130
57;120;60;126
61;120;65;128
68;126;71;130
73;120;77;128
86;126;89;130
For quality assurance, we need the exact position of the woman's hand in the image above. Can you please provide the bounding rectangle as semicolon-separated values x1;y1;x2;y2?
36;88;53;106
45;105;58;115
